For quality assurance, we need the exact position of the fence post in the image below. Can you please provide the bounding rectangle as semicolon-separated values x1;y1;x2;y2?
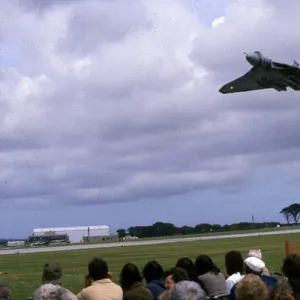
285;240;290;257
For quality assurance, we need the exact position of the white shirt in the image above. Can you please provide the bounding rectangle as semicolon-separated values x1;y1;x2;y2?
226;272;244;293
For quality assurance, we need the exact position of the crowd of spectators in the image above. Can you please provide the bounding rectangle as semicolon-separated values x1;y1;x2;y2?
1;249;300;300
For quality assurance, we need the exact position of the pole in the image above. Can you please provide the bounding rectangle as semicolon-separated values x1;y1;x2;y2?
285;240;290;257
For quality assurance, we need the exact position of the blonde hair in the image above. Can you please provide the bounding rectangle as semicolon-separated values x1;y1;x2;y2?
235;274;268;300
159;290;170;300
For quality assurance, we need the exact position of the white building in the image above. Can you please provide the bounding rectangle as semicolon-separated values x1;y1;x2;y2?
32;225;110;243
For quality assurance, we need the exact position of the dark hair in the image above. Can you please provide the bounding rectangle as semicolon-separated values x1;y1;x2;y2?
142;260;163;283
176;257;198;280
0;282;10;300
195;255;220;276
120;263;142;290
88;258;108;280
282;254;300;279
225;251;244;276
163;267;188;283
244;264;262;276
172;267;189;283
163;268;174;279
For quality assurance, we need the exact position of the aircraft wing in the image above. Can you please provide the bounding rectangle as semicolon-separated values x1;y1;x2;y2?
219;69;271;94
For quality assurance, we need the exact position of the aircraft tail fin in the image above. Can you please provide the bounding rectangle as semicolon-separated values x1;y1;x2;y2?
293;60;299;67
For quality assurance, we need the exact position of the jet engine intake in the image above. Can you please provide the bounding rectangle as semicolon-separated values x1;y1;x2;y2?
246;51;272;68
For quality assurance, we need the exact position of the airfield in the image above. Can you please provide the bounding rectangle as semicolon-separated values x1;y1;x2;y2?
1;228;300;255
2;228;300;299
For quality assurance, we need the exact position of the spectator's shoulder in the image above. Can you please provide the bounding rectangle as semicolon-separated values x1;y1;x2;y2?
76;287;87;300
112;281;123;291
66;289;77;300
262;275;278;284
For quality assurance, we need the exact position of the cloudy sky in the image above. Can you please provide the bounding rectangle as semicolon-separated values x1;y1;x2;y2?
1;0;300;238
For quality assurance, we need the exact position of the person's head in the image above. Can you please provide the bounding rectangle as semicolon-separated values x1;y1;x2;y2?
41;262;62;285
172;267;189;283
159;290;171;300
142;260;163;283
225;251;244;276
163;269;175;290
244;257;265;276
169;280;206;300
270;283;295;300
163;267;189;289
88;258;109;281
195;255;220;276
282;254;300;279
235;274;268;300
120;263;142;290
176;257;197;280
33;283;71;300
0;282;10;300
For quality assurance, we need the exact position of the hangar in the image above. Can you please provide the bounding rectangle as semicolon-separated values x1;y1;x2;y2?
32;225;110;243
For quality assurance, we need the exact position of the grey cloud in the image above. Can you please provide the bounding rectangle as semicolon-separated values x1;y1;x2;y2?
57;0;151;56
1;0;300;209
17;0;85;11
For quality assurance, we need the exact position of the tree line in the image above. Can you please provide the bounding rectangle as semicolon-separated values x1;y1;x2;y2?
116;203;300;239
116;221;280;239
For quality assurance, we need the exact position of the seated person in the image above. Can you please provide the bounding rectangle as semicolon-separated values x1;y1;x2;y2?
77;257;123;300
143;261;166;300
170;280;206;300
248;250;270;276
195;255;227;297
225;251;244;293
235;274;268;300
120;263;153;300
33;283;73;300
230;256;278;300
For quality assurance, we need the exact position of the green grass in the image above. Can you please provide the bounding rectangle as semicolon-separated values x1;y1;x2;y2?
1;233;299;299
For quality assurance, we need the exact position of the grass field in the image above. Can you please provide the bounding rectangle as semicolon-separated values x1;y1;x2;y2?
1;233;300;299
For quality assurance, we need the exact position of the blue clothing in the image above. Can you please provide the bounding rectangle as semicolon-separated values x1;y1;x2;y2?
146;279;166;300
261;274;278;288
230;275;278;300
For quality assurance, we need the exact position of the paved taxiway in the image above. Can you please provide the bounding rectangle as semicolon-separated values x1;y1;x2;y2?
1;229;299;255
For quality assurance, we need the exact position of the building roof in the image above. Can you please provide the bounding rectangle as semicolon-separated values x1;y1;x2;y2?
33;225;109;232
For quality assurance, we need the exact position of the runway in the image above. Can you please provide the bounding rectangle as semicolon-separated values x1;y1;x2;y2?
1;228;299;255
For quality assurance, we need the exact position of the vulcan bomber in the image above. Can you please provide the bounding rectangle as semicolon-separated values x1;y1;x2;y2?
219;51;300;93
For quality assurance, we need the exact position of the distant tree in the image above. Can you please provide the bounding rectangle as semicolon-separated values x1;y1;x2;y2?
116;229;126;241
211;224;222;231
152;222;177;236
280;207;292;224
281;203;300;224
127;227;136;237
194;223;211;233
223;224;231;231
178;226;194;235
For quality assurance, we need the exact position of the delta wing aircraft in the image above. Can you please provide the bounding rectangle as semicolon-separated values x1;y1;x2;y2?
219;51;300;93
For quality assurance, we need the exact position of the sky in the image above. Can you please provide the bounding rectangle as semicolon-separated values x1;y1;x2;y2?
0;0;300;238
